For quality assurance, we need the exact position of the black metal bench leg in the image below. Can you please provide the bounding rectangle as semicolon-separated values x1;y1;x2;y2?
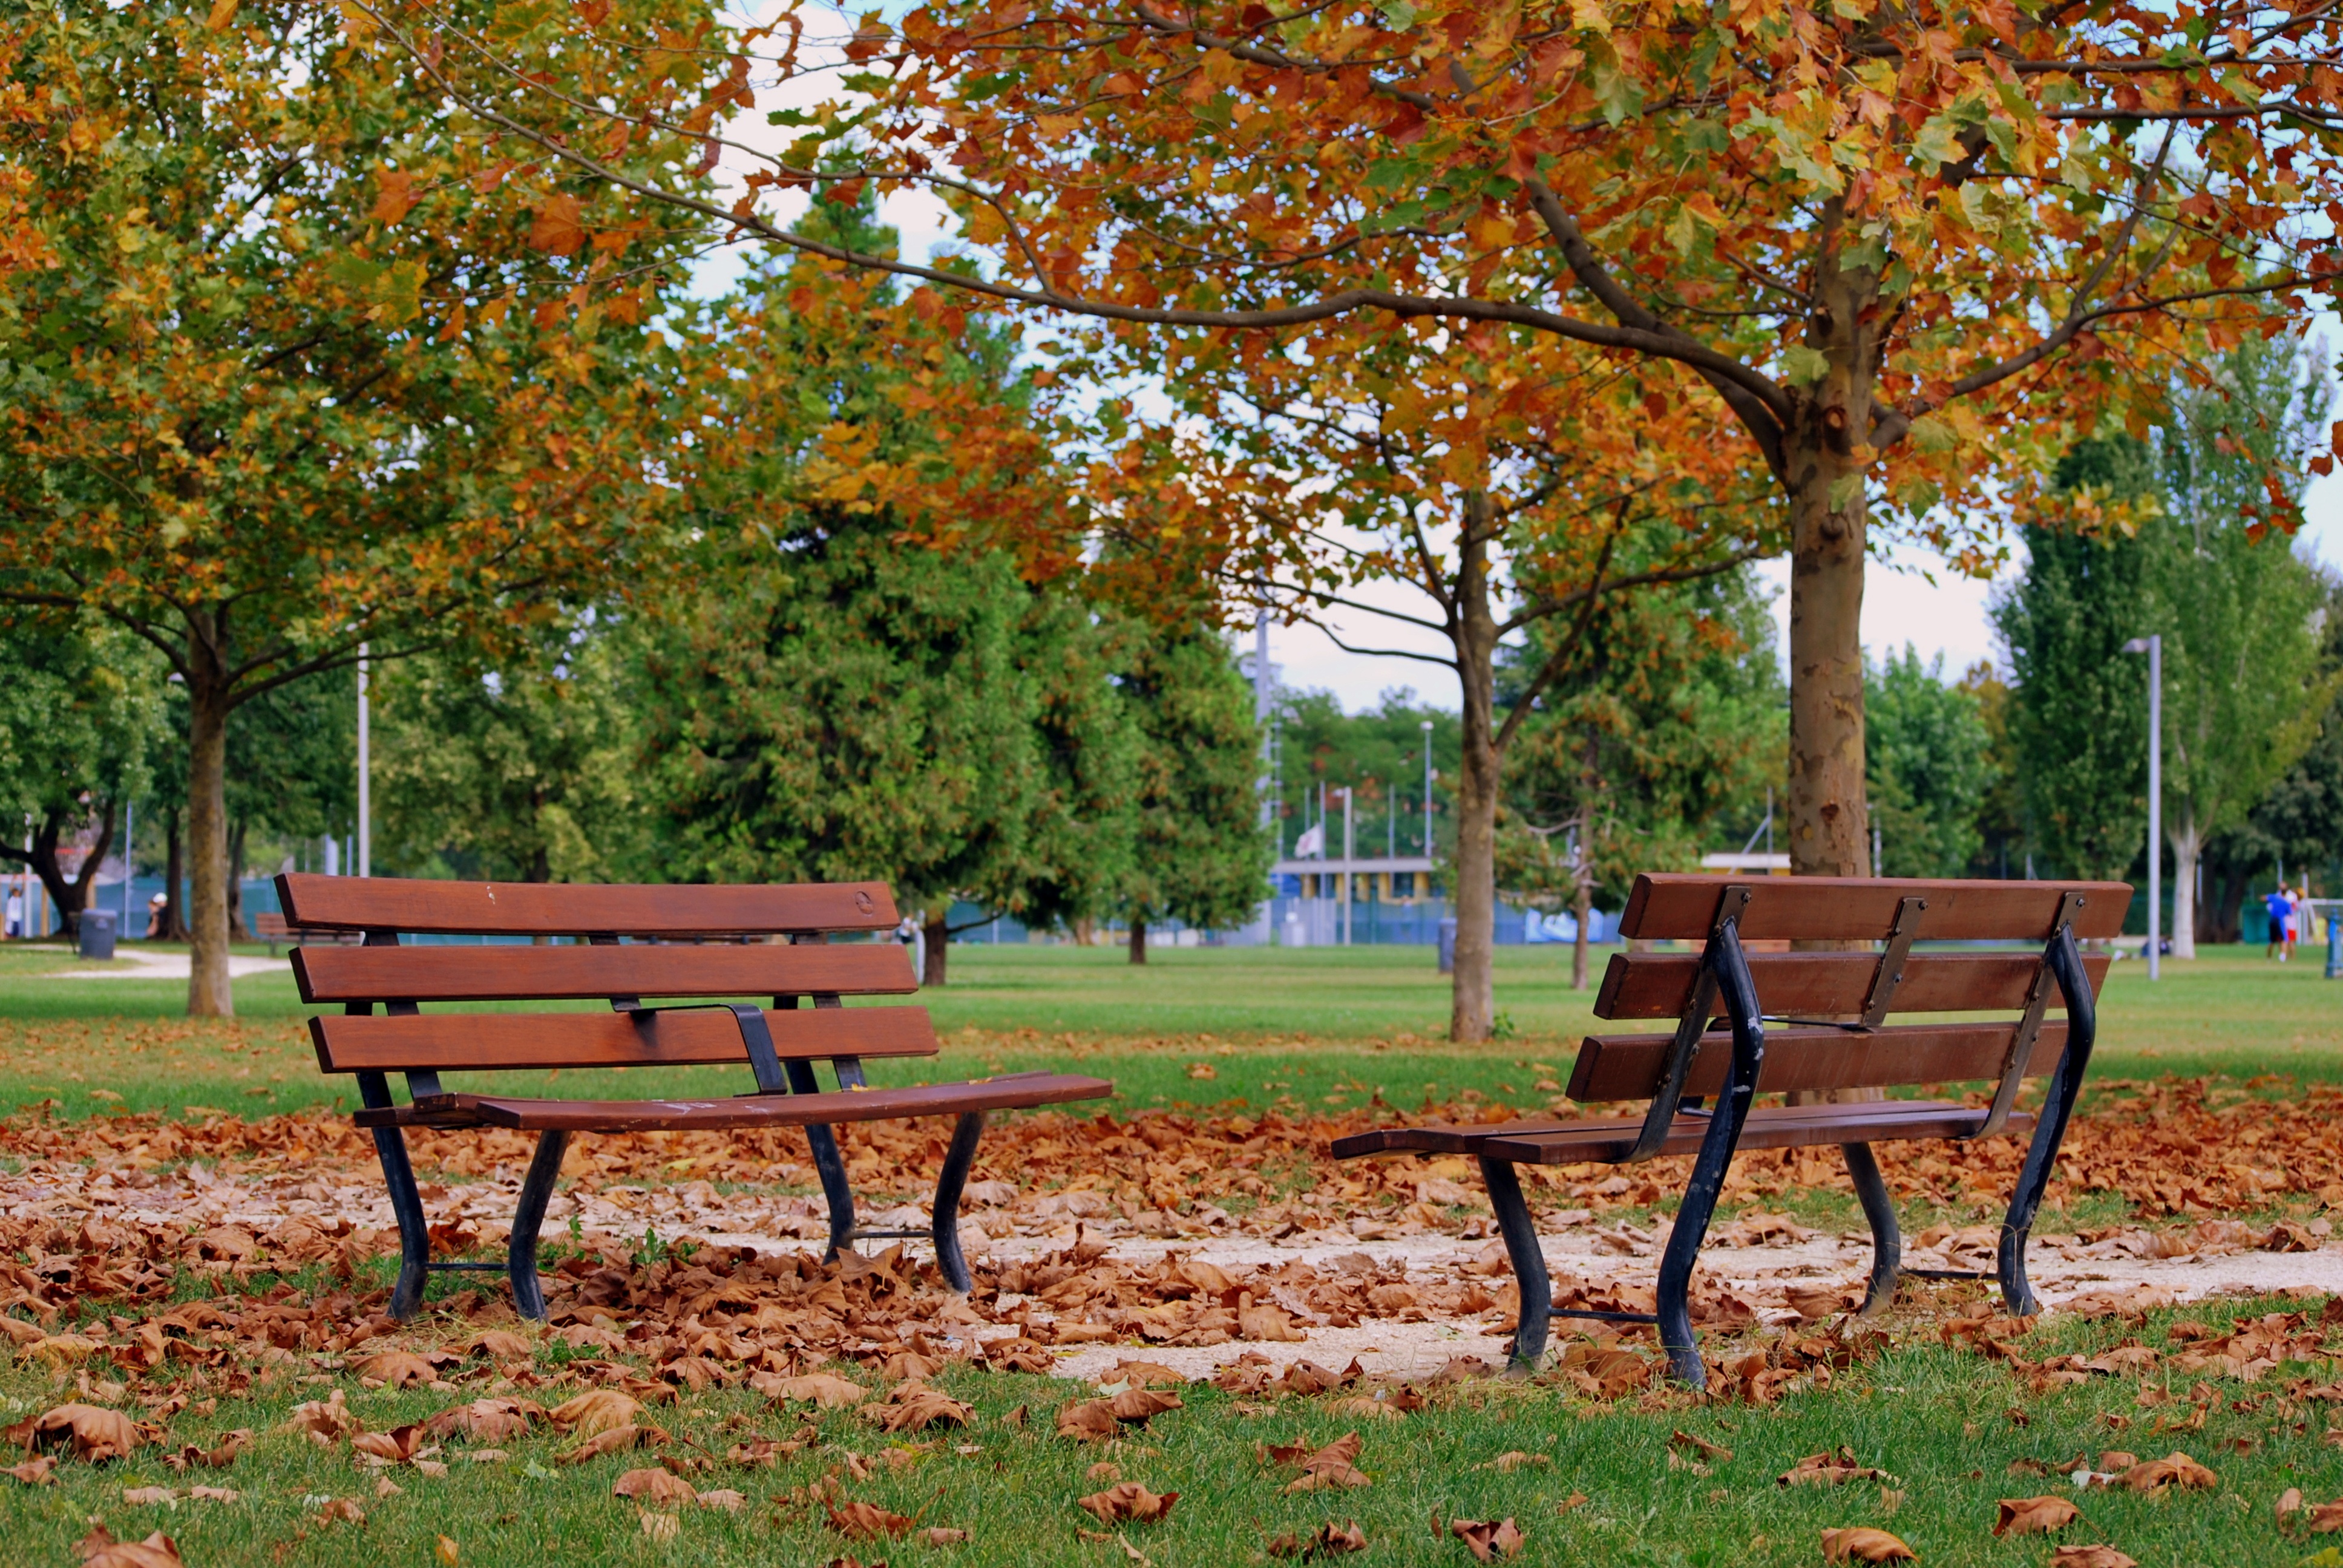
1654;1117;1735;1388
371;1125;431;1320
1841;1142;1901;1317
931;1111;985;1293
805;1123;857;1263
507;1129;570;1321
1998;925;2097;1318
1476;1155;1550;1370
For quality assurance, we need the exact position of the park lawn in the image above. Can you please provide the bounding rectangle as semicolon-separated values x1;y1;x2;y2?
0;1281;2329;1568
0;940;2338;1126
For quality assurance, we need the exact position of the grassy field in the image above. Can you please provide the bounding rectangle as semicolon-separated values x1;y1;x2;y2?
0;1285;2325;1568
1;941;2339;1566
1;937;2338;1122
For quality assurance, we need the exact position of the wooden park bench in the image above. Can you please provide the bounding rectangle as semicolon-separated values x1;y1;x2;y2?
277;872;1112;1320
1332;874;2124;1385
251;910;364;958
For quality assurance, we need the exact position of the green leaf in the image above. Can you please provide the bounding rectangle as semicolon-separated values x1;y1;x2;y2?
1908;414;1959;454
1779;345;1830;387
1375;0;1417;25
1828;472;1866;512
1911;114;1964;170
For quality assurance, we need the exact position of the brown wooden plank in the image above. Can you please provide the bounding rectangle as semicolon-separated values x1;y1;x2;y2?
350;1071;1113;1131
1334;1101;2032;1165
1591;950;2111;1021
309;1004;939;1074
1564;1021;2069;1102
293;942;916;1005
276;872;899;936
1616;874;2131;942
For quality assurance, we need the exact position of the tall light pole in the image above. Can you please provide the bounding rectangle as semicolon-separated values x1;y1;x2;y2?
1337;785;1354;946
1420;719;1434;858
356;644;372;878
2122;635;2161;981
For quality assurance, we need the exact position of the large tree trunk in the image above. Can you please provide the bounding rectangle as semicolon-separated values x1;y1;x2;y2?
1449;494;1499;1043
2168;815;2200;959
186;650;234;1016
1571;874;1592;991
1128;916;1147;965
922;908;949;987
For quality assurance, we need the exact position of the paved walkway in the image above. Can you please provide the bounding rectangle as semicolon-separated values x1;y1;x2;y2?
36;946;284;981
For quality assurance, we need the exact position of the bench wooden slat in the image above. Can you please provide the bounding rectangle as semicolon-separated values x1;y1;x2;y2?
276;872;898;936
293;942;917;1004
1618;874;2129;942
309;1004;940;1074
1331;1100;2033;1164
350;1071;1113;1131
1565;1020;2068;1102
1592;950;2111;1021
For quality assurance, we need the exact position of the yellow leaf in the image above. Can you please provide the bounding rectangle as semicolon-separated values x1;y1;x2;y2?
205;0;239;31
434;1537;460;1566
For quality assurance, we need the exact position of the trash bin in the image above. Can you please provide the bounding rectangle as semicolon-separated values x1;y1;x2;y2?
1438;918;1457;975
77;909;117;961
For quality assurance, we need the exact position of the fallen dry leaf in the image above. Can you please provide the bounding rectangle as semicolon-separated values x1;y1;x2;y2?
1820;1527;1915;1563
1995;1495;2081;1537
286;1390;359;1445
1057;1400;1120;1442
867;1385;974;1434
163;1429;251;1471
434;1537;460;1567
315;1498;366;1524
2279;1487;2305;1518
353;1350;440;1388
10;1403;148;1463
1267;1520;1368;1558
450;1330;532;1361
614;1467;698;1507
1449;1517;1524;1563
770;1373;870;1410
2118;1451;2218;1492
1557;1491;1588;1513
425;1399;543;1444
2311;1498;2343;1533
920;1526;970;1545
1108;1388;1184;1423
1780;1449;1893;1488
640;1510;679;1542
1104;1361;1188;1389
1480;1451;1549;1473
548;1390;644;1435
1078;1480;1179;1524
826;1499;917;1539
559;1424;663;1464
5;1455;56;1485
2048;1549;2138;1568
76;1526;185;1568
1271;1432;1371;1492
1671;1430;1734;1465
122;1486;177;1505
697;1488;747;1511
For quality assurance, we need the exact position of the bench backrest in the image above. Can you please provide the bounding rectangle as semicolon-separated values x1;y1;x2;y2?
277;873;927;1089
1572;874;2128;1102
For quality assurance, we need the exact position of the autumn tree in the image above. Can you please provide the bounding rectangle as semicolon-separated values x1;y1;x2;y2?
0;3;702;1011
370;0;2343;892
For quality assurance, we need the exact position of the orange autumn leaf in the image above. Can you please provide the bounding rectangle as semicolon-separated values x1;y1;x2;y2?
529;193;586;256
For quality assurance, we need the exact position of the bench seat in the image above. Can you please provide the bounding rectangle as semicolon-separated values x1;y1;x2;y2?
1332;1100;2034;1165
358;1071;1112;1131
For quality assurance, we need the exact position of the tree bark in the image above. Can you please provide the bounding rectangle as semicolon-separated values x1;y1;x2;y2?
2168;815;2200;959
186;649;234;1016
1128;916;1147;965
226;817;247;936
1783;203;1877;883
1449;493;1499;1043
922;909;949;986
1571;874;1592;991
3;804;112;936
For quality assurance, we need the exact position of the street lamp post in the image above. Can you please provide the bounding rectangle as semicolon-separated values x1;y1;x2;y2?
1420;719;1434;858
2122;635;2161;981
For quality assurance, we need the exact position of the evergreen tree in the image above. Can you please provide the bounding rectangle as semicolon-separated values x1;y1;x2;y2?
1865;647;1991;878
1115;622;1273;962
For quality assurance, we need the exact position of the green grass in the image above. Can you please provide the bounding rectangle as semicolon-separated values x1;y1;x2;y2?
2;939;2340;1124
0;1288;2330;1567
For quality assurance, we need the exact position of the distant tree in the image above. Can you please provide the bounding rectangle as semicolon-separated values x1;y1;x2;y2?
1865;648;1992;880
1993;448;2154;887
1269;691;1461;864
0;612;161;932
1496;566;1784;987
1958;663;2025;880
373;630;646;884
1114;622;1272;964
2140;342;2336;956
1002;586;1141;950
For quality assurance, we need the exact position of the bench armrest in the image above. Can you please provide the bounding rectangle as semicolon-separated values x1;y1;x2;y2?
612;1000;787;1093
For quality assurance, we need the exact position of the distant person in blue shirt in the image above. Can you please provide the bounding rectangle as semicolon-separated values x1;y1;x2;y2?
2267;886;2296;961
